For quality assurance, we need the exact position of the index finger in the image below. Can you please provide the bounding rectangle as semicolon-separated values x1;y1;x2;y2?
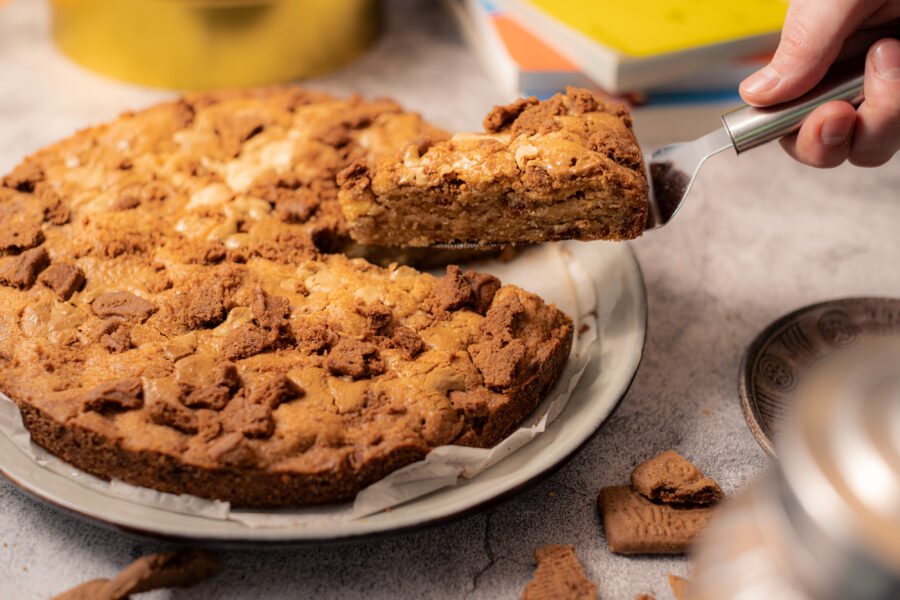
740;0;882;106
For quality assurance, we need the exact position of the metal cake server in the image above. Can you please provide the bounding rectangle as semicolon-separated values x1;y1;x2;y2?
646;60;865;229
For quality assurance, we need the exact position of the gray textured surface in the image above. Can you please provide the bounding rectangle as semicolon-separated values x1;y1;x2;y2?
1;1;898;599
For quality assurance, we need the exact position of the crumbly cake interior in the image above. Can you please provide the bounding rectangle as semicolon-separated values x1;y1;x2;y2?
337;87;648;246
0;87;574;506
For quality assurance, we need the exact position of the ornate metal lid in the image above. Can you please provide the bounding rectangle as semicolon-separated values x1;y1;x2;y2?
739;297;900;457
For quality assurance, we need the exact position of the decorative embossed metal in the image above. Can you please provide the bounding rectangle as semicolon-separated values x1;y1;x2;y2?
739;297;900;458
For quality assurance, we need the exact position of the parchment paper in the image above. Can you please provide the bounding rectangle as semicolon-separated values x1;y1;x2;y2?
0;242;602;528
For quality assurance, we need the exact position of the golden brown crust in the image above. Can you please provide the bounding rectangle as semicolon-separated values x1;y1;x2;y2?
2;256;572;507
6;261;572;507
338;87;648;246
14;273;571;506
0;88;574;506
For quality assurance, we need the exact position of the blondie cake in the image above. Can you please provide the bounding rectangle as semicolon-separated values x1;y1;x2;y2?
4;86;490;269
337;87;648;246
0;87;573;506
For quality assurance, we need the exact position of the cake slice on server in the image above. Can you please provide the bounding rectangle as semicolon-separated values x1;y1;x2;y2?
337;87;648;246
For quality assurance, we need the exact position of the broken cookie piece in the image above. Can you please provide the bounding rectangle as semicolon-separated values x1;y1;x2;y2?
431;265;501;314
92;291;157;323
0;245;49;289
326;338;385;379
597;486;715;554
52;548;219;600
97;318;132;353
631;450;724;505
82;378;144;413
521;544;597;600
0;221;44;254
39;262;85;300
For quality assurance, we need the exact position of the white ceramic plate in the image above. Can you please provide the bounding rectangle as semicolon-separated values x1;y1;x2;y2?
0;241;646;543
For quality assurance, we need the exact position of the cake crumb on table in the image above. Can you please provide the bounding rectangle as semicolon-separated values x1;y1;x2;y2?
521;544;597;600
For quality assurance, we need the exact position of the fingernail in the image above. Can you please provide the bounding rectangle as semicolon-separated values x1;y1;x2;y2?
821;114;854;146
872;39;900;81
741;66;780;95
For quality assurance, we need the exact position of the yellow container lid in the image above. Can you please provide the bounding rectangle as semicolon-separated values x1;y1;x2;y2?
50;0;380;89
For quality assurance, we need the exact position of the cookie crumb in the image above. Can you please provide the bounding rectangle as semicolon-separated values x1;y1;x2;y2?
521;544;597;600
668;575;690;600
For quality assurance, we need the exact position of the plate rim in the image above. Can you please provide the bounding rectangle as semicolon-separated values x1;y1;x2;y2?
0;243;648;545
737;295;900;459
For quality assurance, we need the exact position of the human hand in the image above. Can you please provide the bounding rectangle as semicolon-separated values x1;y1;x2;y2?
739;0;900;167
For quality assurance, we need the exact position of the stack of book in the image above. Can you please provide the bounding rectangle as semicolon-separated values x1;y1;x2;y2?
447;0;788;106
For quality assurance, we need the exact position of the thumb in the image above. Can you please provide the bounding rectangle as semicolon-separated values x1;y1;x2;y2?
740;0;878;106
849;38;900;166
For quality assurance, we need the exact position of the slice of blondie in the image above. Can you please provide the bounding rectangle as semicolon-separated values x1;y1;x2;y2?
338;87;648;246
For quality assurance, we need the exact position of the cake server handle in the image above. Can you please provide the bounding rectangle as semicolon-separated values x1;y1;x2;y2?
721;60;865;154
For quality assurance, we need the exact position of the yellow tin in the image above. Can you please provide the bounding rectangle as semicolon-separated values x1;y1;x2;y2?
49;0;380;89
